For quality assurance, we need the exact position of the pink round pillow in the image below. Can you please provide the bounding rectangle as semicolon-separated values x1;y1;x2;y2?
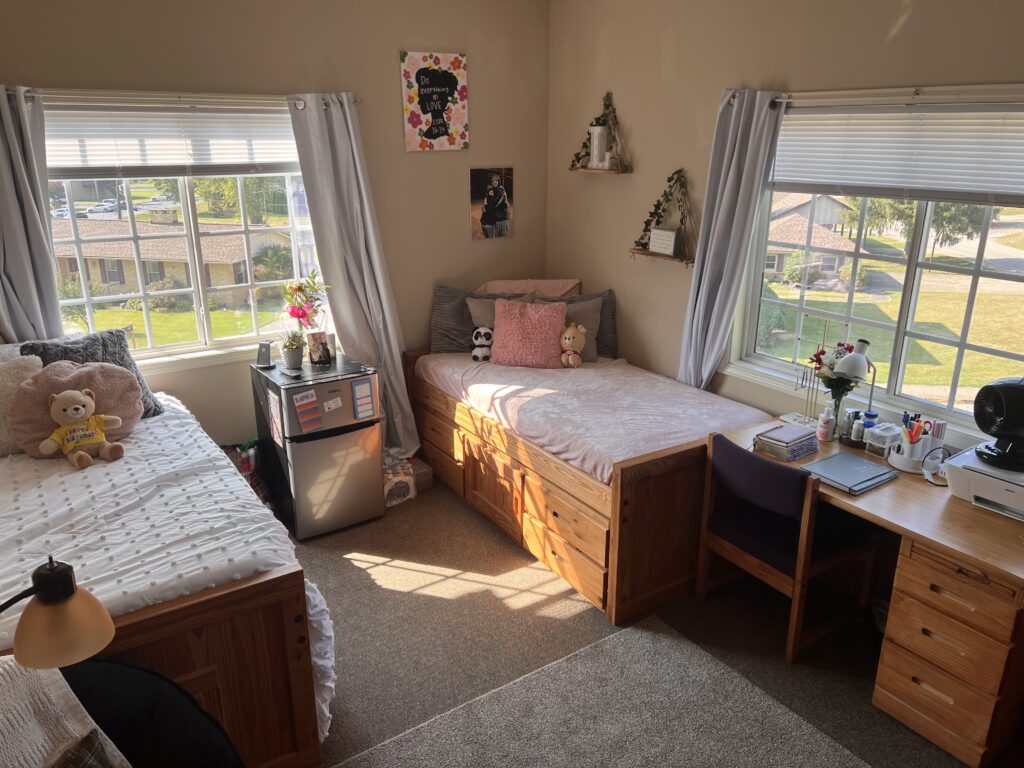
7;361;144;458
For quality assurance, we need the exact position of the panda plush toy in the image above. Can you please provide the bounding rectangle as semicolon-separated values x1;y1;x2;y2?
471;327;493;362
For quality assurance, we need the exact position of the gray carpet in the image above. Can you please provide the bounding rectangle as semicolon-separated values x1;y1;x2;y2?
339;615;869;768
294;486;619;766
295;485;956;768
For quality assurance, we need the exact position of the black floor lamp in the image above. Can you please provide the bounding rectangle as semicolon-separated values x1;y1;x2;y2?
0;557;115;668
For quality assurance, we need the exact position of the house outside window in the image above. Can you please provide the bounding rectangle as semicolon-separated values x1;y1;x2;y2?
44;96;323;353
745;106;1024;415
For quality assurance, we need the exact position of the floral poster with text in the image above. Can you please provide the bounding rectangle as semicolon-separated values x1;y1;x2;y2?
401;51;469;152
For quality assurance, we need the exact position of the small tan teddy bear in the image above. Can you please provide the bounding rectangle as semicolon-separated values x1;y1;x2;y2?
38;389;125;470
560;322;588;369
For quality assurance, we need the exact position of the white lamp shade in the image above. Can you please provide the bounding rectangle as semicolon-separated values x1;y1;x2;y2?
834;339;871;380
13;587;115;669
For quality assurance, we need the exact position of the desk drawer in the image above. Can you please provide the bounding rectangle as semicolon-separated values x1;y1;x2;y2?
522;475;608;567
417;410;463;462
522;514;606;609
886;591;1010;695
876;640;996;746
420;440;464;497
894;554;1018;642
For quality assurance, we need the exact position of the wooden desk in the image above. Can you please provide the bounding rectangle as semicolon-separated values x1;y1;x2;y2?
725;422;1024;768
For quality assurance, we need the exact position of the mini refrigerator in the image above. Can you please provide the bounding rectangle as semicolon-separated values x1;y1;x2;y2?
251;355;384;539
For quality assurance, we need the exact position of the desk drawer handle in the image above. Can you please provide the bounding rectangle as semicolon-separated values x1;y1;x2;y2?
911;676;954;706
928;584;977;613
954;566;990;585
921;627;967;657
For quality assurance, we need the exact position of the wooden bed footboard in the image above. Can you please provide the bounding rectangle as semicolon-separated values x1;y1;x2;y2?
608;442;706;623
404;349;707;626
102;564;320;768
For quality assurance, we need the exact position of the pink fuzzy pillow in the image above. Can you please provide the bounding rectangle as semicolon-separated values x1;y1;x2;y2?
8;361;144;458
490;299;566;368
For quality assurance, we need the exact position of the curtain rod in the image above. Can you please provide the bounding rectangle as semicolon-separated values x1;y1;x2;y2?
38;88;361;109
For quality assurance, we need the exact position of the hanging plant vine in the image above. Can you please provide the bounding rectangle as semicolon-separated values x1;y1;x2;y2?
632;168;696;262
569;92;630;171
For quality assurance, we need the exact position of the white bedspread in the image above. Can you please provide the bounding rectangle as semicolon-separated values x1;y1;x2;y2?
0;395;335;741
417;354;770;484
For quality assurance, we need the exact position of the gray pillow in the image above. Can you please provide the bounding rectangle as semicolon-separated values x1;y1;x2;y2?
538;289;617;358
465;293;534;330
430;285;529;353
20;329;163;418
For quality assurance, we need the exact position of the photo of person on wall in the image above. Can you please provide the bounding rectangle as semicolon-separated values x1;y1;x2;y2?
470;168;513;239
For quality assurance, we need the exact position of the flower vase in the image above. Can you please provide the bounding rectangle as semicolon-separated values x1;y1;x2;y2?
831;395;844;440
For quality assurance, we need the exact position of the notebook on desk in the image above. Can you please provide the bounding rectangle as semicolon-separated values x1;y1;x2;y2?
802;452;900;495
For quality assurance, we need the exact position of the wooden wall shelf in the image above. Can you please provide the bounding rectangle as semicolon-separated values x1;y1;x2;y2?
571;167;631;175
629;247;690;264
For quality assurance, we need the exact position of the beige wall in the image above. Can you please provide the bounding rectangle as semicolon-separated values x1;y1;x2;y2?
3;0;549;442
546;0;1024;379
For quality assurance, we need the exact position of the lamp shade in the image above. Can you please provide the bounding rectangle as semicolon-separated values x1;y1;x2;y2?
13;587;114;669
834;339;871;380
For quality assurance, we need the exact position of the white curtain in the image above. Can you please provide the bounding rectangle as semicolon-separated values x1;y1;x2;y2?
0;85;62;343
289;93;419;457
677;89;785;389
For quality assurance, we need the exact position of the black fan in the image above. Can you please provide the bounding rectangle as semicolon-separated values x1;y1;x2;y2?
974;377;1024;470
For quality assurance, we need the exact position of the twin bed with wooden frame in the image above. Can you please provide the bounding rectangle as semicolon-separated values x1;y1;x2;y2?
404;350;770;624
0;396;331;768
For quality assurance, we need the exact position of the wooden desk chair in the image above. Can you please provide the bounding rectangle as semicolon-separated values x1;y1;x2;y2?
697;433;876;662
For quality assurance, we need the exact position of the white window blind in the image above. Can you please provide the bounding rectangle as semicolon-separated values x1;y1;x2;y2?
45;106;300;179
772;106;1024;205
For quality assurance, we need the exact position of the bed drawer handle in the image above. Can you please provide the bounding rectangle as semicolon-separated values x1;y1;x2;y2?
550;509;560;519
550;549;567;564
911;676;954;706
921;627;967;657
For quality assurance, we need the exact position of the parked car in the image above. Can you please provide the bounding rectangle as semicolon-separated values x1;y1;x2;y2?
51;207;70;219
86;202;118;213
150;194;170;202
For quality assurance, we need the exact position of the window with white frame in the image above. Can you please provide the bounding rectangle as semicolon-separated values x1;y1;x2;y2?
746;105;1024;414
44;97;322;354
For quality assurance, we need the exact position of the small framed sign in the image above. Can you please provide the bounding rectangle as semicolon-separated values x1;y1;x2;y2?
648;226;680;257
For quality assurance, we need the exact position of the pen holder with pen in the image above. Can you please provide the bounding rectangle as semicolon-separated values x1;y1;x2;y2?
888;434;935;474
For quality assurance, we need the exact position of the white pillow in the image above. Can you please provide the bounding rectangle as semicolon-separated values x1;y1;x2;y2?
0;355;43;456
0;343;23;364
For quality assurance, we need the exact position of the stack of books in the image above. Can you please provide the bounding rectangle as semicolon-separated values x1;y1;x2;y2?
754;424;819;462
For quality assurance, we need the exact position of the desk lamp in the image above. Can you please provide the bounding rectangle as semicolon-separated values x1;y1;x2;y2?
834;338;877;414
0;557;115;668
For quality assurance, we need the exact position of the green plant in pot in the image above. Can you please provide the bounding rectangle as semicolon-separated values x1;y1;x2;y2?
280;329;306;369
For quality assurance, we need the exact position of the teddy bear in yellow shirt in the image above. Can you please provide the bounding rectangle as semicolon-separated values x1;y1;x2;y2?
39;389;125;470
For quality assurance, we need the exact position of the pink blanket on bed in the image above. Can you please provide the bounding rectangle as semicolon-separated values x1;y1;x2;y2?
416;354;770;484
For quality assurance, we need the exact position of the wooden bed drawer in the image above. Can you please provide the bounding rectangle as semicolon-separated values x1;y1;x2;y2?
417;409;463;462
894;554;1018;642
463;435;522;545
886;590;1010;695
876;639;996;746
522;514;606;609
522;475;608;567
421;440;464;497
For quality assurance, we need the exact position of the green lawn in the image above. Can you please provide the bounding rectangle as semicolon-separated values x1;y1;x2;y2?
759;266;1021;391
62;307;279;348
997;230;1024;251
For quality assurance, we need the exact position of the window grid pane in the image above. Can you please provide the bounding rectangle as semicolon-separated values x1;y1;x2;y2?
51;172;323;353
751;188;1019;415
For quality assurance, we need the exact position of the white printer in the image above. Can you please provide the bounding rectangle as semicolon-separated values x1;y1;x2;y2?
945;448;1024;523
